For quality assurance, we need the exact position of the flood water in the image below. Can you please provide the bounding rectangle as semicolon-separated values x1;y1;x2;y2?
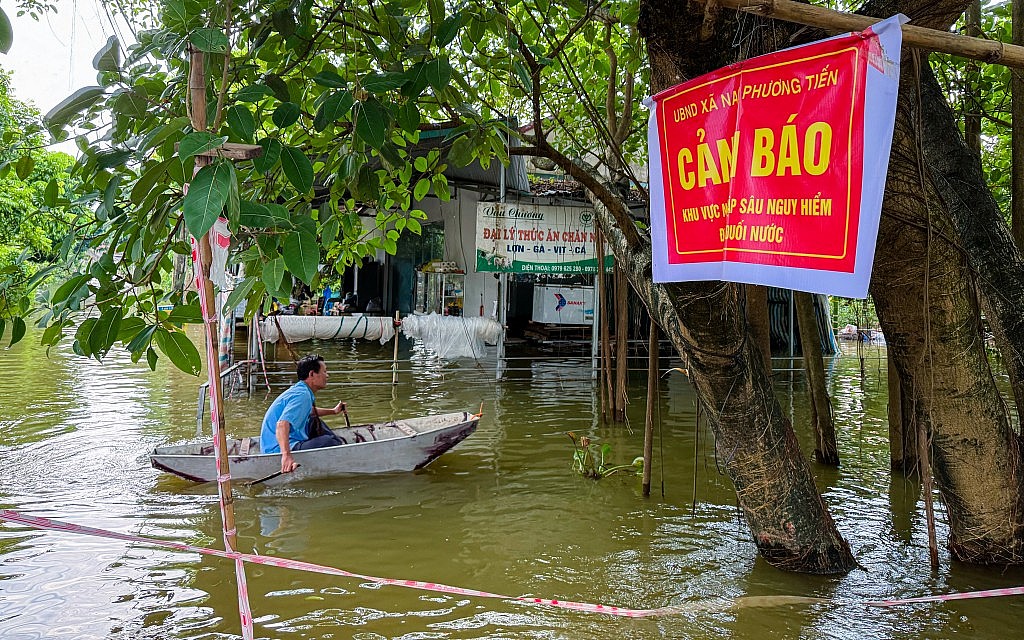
2;328;1024;639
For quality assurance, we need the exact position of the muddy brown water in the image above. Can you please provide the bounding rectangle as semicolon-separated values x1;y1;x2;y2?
2;329;1023;639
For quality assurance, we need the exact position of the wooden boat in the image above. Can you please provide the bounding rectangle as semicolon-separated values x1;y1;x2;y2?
150;411;479;484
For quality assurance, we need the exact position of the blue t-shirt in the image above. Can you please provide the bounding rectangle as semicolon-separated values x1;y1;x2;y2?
260;381;315;453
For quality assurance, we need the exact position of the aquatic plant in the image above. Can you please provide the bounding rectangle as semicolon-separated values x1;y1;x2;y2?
567;432;643;479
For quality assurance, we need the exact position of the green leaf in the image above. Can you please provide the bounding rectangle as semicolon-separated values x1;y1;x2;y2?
447;135;475;167
179;132;228;161
353;99;389;150
413;177;431;201
155;328;202;376
96;149;132;170
139;116;191;153
432;173;451;201
165;304;203;324
402;61;430;99
189;28;229;53
397;101;420;134
436;12;464;48
254;137;282;173
425;57;452;93
273;102;301;128
224;276;257;314
90;308;123;357
282;231;319;285
117;317;146;342
239;200;289;228
407;217;422;234
361;72;407;93
272;8;297;38
321;216;340;246
51;274;91;307
183;161;232;238
125;324;158;353
313;90;354;131
15;155;34;180
41;320;65;346
237;83;274;102
8;317;26;348
92;36;120;72
0;7;12;54
146;347;158;371
264;74;291;102
44;86;106;134
281;146;314;194
337;154;359;183
130;158;171;205
313;71;347;88
40;178;59;207
262;257;286;295
226;105;256;142
513;59;533;92
74;318;98;356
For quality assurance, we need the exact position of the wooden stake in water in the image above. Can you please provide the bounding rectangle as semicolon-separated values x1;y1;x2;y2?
643;320;658;497
392;311;401;385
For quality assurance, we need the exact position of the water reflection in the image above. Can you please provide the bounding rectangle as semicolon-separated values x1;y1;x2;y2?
2;335;1024;638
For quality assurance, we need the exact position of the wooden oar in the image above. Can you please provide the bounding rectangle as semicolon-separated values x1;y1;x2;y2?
245;463;300;487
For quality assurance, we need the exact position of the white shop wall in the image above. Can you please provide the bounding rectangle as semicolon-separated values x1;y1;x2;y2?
424;187;499;318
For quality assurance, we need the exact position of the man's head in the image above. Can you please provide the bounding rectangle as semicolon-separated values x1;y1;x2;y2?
296;354;328;391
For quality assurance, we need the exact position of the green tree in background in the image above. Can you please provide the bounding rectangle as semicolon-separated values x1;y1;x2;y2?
0;67;79;318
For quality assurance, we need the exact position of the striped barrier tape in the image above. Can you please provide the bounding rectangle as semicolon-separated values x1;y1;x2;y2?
2;509;1023;617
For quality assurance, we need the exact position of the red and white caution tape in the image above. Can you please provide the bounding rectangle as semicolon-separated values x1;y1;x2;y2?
2;509;1023;617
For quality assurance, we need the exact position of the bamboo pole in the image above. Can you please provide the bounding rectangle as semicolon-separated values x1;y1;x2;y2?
642;320;658;497
614;264;629;421
700;0;1024;70
392;311;401;385
188;47;254;639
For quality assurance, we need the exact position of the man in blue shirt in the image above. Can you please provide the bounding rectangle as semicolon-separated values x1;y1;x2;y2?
260;354;347;474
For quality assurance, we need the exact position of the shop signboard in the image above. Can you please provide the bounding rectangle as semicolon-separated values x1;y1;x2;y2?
475;202;614;274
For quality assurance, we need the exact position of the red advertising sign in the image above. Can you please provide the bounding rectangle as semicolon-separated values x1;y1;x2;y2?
646;16;903;298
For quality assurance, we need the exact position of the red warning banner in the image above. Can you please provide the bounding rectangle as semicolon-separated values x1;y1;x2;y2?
646;16;904;297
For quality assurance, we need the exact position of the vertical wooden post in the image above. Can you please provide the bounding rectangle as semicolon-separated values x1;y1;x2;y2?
745;284;772;374
614;264;628;421
188;47;254;639
598;230;612;417
642;319;657;497
919;418;940;570
795;292;839;465
392;311;401;385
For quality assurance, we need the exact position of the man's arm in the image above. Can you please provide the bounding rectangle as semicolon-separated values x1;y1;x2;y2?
276;420;298;473
314;401;346;417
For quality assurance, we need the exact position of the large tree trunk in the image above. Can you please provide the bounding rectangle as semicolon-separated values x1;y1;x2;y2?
869;58;1024;562
593;0;855;574
912;63;1024;428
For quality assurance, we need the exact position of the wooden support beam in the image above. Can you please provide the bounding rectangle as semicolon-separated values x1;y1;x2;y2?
175;141;264;160
707;0;1024;70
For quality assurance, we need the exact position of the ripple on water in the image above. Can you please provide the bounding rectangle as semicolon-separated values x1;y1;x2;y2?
3;338;1024;638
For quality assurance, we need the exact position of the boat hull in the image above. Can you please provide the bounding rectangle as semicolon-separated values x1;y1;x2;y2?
150;412;478;484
